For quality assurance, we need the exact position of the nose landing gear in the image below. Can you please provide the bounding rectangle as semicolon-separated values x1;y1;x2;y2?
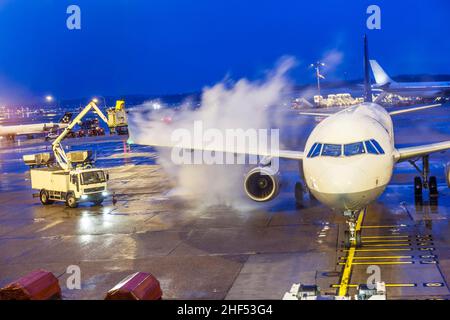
344;210;362;249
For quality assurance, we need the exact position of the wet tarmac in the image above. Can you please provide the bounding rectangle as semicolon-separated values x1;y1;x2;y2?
0;104;450;299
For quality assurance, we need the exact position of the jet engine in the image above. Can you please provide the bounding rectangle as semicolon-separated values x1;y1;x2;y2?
244;166;280;202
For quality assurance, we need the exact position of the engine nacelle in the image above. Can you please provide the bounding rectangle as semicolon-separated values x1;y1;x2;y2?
244;166;280;202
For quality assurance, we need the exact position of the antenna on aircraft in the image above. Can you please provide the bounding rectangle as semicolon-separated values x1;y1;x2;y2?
363;34;373;102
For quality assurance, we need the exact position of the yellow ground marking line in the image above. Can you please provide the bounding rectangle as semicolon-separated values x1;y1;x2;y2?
338;209;365;297
362;239;411;243
361;225;408;229
385;283;417;287
361;235;410;239
343;248;413;252
339;256;413;260
363;243;411;247
338;261;414;265
36;220;64;233
332;283;416;288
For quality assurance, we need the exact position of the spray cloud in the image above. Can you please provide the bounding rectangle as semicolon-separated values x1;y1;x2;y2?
129;57;297;207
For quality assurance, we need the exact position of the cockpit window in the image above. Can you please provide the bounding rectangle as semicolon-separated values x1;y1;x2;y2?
307;140;384;158
321;144;341;157
307;143;318;158
365;140;378;154
344;142;365;156
370;139;385;154
310;143;322;158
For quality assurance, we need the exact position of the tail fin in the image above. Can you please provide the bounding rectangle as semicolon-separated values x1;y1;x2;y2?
59;112;73;124
369;60;394;86
363;34;372;102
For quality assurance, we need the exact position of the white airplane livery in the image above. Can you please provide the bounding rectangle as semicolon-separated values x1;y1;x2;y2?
370;60;450;98
297;100;450;245
0;112;72;141
129;36;450;247
303;102;395;212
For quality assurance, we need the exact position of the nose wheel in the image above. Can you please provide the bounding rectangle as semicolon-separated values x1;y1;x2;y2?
344;211;362;249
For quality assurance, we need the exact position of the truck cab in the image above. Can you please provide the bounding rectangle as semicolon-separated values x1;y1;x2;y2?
67;169;109;207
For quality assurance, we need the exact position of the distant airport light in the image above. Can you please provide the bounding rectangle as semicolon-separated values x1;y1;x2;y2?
92;96;107;107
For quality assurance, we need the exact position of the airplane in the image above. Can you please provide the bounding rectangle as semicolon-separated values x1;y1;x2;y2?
370;59;450;98
129;35;450;248
0;112;72;141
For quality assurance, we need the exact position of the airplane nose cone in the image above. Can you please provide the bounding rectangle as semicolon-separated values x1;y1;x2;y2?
307;164;375;211
311;165;365;194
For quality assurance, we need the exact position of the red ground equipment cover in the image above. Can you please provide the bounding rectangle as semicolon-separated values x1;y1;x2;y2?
105;272;162;300
0;270;61;300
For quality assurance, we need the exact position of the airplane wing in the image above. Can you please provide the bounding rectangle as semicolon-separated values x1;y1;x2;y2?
389;104;441;116
298;112;332;117
128;136;304;160
394;141;450;162
299;103;442;117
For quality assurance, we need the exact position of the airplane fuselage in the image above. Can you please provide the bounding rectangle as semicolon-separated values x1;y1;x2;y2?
374;81;450;98
302;103;395;213
0;122;67;138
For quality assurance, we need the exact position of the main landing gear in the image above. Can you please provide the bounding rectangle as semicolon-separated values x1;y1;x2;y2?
344;210;362;249
409;155;438;205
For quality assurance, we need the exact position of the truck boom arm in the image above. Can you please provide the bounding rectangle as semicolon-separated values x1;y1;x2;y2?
52;101;109;170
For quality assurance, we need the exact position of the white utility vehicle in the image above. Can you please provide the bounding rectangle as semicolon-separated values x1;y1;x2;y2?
28;164;108;207
23;101;112;208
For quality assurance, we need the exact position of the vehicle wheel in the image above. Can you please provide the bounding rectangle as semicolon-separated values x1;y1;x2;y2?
66;193;78;208
93;199;103;206
40;190;53;205
414;176;423;197
294;182;303;205
344;231;351;249
429;176;438;197
355;231;362;248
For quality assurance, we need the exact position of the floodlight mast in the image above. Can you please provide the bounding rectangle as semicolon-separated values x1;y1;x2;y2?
310;62;326;96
